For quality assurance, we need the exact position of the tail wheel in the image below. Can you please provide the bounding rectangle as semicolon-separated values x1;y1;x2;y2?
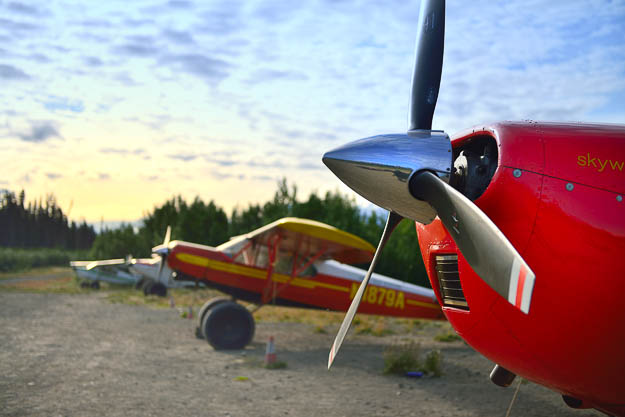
201;301;255;350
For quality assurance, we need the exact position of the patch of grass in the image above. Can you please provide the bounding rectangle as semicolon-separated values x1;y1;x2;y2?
0;248;89;273
383;341;421;375
423;349;443;377
233;376;250;381
356;325;372;335
313;325;327;334
383;342;443;377
0;273;84;294
434;331;461;342
264;361;288;370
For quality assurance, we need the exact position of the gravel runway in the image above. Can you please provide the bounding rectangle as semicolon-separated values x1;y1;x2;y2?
0;291;598;417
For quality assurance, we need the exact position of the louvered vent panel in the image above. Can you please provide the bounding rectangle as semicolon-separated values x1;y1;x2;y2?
435;254;468;310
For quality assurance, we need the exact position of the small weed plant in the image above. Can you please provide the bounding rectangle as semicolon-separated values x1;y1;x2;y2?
435;331;461;342
383;342;443;377
264;361;288;370
383;342;422;375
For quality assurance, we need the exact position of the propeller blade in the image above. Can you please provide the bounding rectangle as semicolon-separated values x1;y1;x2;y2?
157;257;165;282
409;0;445;131
164;225;171;246
328;211;403;369
410;171;535;313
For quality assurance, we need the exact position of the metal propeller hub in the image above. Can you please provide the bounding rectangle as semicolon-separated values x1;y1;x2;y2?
323;131;452;224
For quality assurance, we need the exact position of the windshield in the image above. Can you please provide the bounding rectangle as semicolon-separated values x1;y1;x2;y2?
225;238;316;277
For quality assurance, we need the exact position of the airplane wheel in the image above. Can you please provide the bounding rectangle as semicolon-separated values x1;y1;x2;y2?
135;277;147;290
143;281;154;296
80;281;90;289
90;281;100;290
196;297;232;339
202;301;255;350
150;282;167;297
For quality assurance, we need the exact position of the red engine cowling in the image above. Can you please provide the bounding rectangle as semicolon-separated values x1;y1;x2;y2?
416;121;625;415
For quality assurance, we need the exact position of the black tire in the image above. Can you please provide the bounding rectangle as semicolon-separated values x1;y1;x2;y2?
80;281;90;289
135;277;146;290
150;282;167;297
196;297;232;339
143;280;154;296
201;302;255;350
90;281;100;290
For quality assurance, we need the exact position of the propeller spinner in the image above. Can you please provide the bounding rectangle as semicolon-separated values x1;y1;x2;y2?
324;0;535;369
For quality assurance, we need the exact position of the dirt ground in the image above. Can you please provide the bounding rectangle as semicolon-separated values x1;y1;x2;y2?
0;286;600;416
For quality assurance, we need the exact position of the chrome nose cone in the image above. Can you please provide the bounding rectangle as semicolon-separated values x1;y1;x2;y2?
323;131;452;224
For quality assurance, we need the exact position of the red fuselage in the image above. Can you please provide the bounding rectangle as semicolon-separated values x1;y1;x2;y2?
166;241;444;320
417;121;625;415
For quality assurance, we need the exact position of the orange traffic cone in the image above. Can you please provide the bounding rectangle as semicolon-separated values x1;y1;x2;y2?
265;336;276;365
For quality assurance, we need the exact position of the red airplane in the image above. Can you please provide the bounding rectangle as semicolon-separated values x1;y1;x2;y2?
323;0;625;416
147;217;442;350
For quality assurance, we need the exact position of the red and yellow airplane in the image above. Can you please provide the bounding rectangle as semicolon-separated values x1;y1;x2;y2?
144;217;442;350
323;0;625;415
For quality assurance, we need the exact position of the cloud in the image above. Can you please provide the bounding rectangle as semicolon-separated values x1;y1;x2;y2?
203;155;237;167
45;172;62;180
169;154;197;162
210;172;245;181
98;173;110;180
76;18;112;28
43;97;85;113
115;36;161;57
15;120;61;142
162;29;195;45
113;72;138;86
196;4;244;35
0;64;30;80
298;162;323;171
165;53;231;83
167;0;193;9
247;159;285;169
248;69;308;84
0;17;41;33
100;148;146;156
84;56;103;67
6;2;44;16
252;175;275;182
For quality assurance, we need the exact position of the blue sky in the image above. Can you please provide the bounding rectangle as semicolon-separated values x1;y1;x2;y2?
1;0;624;222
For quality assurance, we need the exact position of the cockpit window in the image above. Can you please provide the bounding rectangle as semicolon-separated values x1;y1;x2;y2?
228;240;316;277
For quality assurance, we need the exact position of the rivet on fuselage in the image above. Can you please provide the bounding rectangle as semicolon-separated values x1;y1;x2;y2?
566;183;574;191
618;195;623;202
513;169;522;178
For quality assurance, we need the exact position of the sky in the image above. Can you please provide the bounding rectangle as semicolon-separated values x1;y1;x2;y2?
1;0;624;224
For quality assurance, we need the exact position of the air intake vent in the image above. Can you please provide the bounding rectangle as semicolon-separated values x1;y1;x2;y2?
435;254;468;310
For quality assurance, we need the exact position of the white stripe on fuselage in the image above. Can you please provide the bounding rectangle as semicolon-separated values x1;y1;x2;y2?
315;260;436;299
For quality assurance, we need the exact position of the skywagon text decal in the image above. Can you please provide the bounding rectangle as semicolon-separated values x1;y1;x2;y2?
577;153;624;173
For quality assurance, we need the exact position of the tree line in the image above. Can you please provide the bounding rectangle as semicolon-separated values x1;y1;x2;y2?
0;190;96;250
91;179;430;287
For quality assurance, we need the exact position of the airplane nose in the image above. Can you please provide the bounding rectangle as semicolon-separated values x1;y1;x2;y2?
322;131;452;224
